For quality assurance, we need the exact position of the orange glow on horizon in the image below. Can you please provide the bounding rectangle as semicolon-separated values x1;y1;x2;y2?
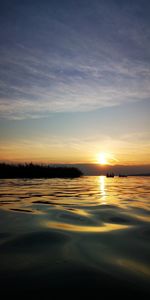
0;141;150;166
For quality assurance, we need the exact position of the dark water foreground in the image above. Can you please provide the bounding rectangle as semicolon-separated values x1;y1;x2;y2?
0;176;150;294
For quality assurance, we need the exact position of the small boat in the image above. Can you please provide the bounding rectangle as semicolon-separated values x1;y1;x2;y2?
106;173;114;177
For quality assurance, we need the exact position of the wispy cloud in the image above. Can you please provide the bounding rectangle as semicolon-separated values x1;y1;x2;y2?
0;0;150;119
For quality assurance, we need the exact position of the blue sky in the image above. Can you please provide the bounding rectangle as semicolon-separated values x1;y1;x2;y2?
0;0;150;163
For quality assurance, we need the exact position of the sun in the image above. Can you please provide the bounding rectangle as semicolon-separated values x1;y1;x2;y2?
97;153;108;165
96;152;118;165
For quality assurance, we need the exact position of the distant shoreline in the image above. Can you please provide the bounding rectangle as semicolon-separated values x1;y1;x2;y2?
83;174;150;177
127;174;150;176
0;163;83;179
0;163;150;179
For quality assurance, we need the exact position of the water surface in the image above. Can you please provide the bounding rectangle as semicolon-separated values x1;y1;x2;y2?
0;176;150;293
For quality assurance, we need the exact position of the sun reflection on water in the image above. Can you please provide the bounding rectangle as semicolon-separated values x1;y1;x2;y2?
99;176;106;204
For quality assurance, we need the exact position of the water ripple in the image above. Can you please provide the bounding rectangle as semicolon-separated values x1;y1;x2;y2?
0;176;150;291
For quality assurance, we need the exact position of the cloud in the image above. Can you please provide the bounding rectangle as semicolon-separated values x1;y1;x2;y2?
0;49;149;120
0;0;150;119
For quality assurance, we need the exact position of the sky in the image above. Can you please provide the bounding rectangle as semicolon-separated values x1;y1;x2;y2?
0;0;150;165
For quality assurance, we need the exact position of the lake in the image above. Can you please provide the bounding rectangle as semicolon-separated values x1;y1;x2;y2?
0;176;150;294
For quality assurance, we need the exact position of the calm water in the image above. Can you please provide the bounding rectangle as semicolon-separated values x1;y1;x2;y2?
0;176;150;293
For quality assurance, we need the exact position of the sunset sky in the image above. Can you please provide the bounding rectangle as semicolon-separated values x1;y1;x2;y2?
0;0;150;165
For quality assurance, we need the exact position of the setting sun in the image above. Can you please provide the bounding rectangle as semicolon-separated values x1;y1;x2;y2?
97;153;108;165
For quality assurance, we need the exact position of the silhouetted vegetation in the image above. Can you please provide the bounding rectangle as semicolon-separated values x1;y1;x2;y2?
0;163;83;179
